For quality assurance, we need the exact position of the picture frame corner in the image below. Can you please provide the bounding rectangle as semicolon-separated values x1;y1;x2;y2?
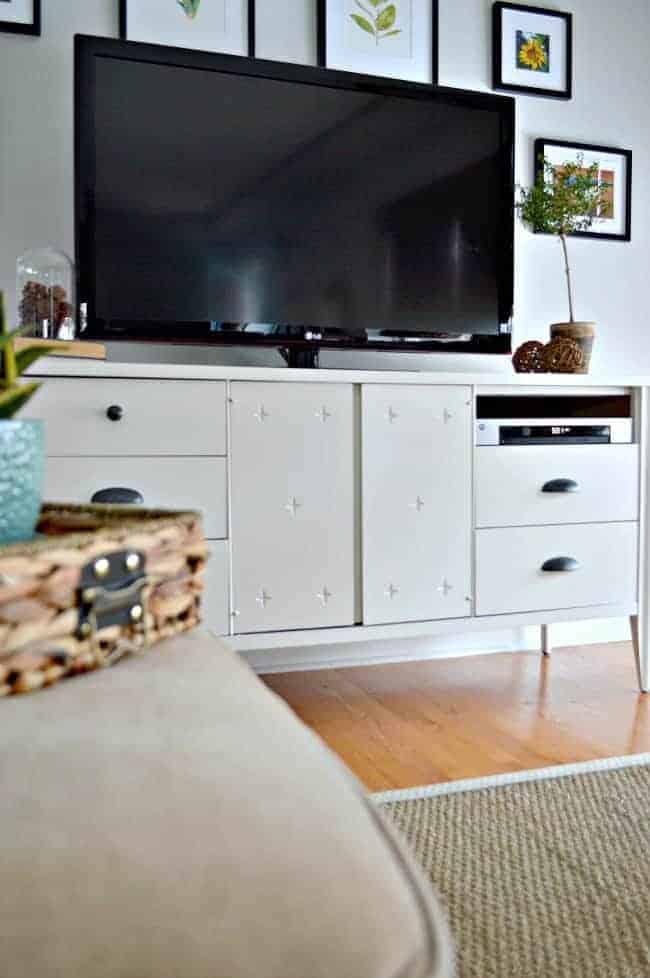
0;0;41;38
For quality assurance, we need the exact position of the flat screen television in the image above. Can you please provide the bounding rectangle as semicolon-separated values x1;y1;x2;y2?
75;36;515;365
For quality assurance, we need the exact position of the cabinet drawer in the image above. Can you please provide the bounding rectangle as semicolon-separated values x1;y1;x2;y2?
44;457;228;539
31;379;226;456
202;541;230;636
476;445;639;527
476;522;638;616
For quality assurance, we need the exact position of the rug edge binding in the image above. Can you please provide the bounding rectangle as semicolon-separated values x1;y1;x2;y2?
372;752;650;804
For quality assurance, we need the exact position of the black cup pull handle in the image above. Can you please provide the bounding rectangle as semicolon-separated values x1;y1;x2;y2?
91;488;144;505
541;556;579;573
106;404;124;422
541;478;579;494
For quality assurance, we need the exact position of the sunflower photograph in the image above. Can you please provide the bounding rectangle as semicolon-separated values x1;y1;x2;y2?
493;3;572;99
516;31;549;73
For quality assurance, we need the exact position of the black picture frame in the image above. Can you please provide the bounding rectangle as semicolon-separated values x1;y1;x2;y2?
317;0;439;85
119;0;255;57
493;2;572;100
0;0;41;36
535;139;633;242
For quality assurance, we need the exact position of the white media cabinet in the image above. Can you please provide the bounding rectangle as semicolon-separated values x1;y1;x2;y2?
29;360;650;691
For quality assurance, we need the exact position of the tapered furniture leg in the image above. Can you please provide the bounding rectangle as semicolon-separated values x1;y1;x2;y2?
634;388;650;693
630;616;649;693
541;624;551;656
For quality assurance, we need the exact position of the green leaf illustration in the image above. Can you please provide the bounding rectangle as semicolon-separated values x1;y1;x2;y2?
381;29;401;37
376;4;396;31
368;0;383;6
350;13;376;34
177;0;201;20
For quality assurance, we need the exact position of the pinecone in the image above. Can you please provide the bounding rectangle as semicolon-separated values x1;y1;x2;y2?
512;340;547;373
19;280;70;336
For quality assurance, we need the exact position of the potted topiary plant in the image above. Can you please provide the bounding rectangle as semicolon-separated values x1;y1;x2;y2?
517;155;612;372
0;291;59;544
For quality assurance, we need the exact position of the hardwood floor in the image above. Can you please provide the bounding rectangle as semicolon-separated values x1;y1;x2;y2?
263;642;650;791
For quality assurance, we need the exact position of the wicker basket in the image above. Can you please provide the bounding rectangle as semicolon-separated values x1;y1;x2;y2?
0;504;208;697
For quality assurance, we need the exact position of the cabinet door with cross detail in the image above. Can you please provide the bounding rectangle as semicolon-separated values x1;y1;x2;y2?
230;382;356;634
362;385;472;625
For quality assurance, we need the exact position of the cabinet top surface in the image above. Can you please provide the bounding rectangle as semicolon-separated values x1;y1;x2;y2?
28;357;649;389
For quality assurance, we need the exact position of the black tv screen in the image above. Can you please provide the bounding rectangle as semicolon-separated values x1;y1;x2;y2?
76;37;514;354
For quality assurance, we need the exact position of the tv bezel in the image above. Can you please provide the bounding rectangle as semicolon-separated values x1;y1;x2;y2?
75;34;515;357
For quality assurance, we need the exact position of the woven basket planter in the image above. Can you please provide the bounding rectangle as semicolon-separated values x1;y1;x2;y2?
0;504;209;696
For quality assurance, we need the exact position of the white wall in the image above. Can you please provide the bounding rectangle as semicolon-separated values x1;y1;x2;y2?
1;0;649;368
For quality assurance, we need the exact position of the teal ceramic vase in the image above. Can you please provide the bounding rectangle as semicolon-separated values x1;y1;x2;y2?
0;420;44;545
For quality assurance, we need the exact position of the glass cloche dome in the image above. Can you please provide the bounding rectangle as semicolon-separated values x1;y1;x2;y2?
16;246;76;340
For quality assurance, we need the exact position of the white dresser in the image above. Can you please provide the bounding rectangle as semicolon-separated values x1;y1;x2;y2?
29;361;650;692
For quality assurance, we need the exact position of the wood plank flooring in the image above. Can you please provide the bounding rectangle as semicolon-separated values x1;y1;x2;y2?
263;642;650;791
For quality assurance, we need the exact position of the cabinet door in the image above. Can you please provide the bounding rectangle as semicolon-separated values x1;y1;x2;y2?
362;385;472;625
230;382;356;633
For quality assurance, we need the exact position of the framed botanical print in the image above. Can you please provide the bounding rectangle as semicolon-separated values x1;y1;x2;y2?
493;2;572;99
535;139;632;242
120;0;254;57
318;0;438;84
0;0;40;36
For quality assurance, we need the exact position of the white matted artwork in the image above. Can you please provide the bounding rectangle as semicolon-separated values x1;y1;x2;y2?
537;139;632;241
120;0;251;57
319;0;438;84
253;0;318;65
493;2;572;99
0;0;40;35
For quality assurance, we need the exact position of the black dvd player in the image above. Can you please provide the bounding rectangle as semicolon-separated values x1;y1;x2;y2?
476;418;633;446
500;424;611;446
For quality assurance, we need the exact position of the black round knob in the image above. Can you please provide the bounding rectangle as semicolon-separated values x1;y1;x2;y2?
91;488;144;505
106;404;123;422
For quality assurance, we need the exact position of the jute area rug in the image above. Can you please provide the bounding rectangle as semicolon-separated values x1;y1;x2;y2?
376;755;650;978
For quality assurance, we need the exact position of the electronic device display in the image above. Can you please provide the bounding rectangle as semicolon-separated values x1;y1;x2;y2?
476;419;634;446
75;37;515;361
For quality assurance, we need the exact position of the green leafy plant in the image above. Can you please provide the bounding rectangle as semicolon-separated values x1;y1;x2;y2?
0;292;60;420
177;0;201;19
351;0;401;44
517;155;612;322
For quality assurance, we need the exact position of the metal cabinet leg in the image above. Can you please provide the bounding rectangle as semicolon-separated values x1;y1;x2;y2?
630;616;649;693
541;624;551;656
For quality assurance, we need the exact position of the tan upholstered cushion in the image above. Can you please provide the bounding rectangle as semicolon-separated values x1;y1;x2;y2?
0;631;453;978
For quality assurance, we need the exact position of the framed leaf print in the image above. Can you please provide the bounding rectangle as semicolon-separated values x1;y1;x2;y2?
318;0;439;84
0;0;40;36
120;0;254;57
493;2;572;99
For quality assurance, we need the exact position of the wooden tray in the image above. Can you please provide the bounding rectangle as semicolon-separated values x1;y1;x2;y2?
0;504;208;696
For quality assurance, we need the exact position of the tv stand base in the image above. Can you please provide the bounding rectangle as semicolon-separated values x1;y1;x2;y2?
280;346;320;369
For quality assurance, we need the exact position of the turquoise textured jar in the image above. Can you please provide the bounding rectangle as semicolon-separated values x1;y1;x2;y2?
0;420;44;545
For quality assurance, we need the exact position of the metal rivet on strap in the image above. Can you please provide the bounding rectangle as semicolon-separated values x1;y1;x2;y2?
93;557;110;579
125;553;141;572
